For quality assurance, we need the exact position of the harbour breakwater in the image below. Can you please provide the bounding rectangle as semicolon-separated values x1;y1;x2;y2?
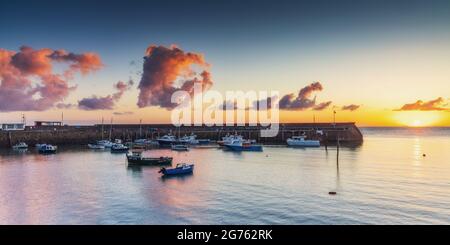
0;122;363;148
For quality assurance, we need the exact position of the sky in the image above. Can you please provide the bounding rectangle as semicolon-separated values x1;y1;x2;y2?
0;0;449;126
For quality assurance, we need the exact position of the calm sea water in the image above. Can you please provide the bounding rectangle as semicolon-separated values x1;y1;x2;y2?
1;127;449;224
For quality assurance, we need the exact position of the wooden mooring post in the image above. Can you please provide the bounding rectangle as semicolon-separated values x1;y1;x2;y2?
7;132;12;147
336;137;340;168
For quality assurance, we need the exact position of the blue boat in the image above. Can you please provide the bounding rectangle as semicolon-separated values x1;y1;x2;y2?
159;163;194;176
223;139;263;152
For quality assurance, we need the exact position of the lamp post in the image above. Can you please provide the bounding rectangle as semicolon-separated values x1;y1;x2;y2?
333;110;336;127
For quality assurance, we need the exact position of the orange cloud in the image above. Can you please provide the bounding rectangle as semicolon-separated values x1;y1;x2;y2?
341;104;361;111
395;97;448;111
0;46;102;112
313;101;332;111
137;45;212;109
49;49;103;77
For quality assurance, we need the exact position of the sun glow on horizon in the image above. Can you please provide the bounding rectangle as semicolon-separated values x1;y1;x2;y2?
393;111;443;127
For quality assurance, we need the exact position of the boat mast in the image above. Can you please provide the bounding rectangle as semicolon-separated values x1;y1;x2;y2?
139;119;142;138
101;117;104;140
333;110;336;128
109;117;113;141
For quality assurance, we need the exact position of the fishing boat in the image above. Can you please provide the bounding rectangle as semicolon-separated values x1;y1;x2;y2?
38;144;57;154
97;140;113;148
286;136;320;147
12;142;28;150
126;150;172;165
157;134;177;146
159;163;194;176
223;139;263;152
88;143;105;149
178;134;199;144
171;144;189;151
110;143;129;153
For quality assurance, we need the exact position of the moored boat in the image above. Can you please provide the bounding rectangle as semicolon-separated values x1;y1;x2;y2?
38;144;57;154
97;140;113;148
171;144;189;151
12;142;28;150
223;139;263;152
126;150;172;165
134;139;147;145
197;139;211;145
157;134;177;146
88;143;105;149
178;133;199;144
217;134;243;146
286;136;320;147
146;139;160;146
159;163;194;176
110;143;129;153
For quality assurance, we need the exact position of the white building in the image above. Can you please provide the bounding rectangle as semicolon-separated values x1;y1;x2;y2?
0;123;25;131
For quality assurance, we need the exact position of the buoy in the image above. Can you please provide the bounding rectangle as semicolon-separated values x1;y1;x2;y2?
328;191;337;195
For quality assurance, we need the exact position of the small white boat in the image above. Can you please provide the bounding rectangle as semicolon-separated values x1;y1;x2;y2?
114;139;123;144
146;139;160;146
287;136;320;147
217;134;243;146
171;144;189;151
157;134;177;146
134;139;147;144
97;140;113;148
88;144;105;149
111;143;129;153
38;144;57;154
178;134;199;144
12;142;28;150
